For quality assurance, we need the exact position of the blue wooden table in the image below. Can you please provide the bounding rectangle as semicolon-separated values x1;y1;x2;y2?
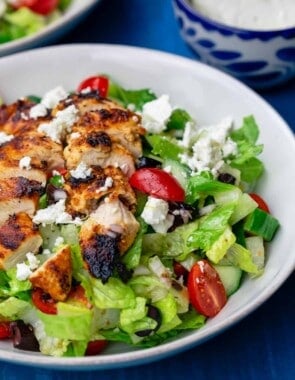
1;1;294;379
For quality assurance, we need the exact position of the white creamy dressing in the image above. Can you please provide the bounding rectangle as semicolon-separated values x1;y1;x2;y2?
191;0;295;30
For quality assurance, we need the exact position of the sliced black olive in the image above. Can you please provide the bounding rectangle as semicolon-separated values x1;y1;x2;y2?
136;156;162;169
135;305;162;337
168;202;198;231
217;172;236;185
10;320;40;352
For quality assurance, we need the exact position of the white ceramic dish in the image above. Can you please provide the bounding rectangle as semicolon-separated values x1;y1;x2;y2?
0;0;101;57
0;44;294;370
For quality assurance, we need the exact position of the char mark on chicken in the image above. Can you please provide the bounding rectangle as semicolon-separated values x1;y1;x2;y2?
82;233;120;283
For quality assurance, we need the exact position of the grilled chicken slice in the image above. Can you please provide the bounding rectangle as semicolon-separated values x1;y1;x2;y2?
0;160;47;186
52;92;126;116
0;213;42;270
0;134;64;174
64;136;135;177
64;165;136;216
0;98;38;132
29;245;72;301
80;198;139;254
80;199;139;282
68;108;145;158
0;177;44;225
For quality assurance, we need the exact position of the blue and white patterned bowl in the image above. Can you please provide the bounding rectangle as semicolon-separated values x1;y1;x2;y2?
172;0;295;89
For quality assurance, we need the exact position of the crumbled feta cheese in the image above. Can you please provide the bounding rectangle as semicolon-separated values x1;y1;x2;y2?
33;199;82;226
179;121;198;149
38;104;79;143
141;196;174;233
70;161;92;179
141;95;172;133
41;86;68;109
179;116;237;177
26;252;40;270
19;156;31;170
42;249;51;255
29;103;47;119
0;131;14;145
222;138;238;157
54;236;64;247
97;176;113;192
16;252;40;280
16;262;32;281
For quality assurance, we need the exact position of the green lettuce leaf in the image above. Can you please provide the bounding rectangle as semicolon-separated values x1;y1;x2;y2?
185;172;237;204
230;116;264;183
154;293;181;333
0;297;31;320
38;302;93;341
0;268;31;299
123;218;148;269
108;80;156;110
120;296;157;336
187;203;235;251
221;243;263;276
90;277;136;309
142;219;200;259
166;108;192;131
145;134;184;161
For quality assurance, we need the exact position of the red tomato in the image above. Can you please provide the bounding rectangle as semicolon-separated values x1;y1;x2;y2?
249;193;270;213
31;288;57;315
85;340;108;356
129;168;185;202
47;167;67;179
12;0;58;15
0;322;11;339
77;76;109;97
187;260;227;318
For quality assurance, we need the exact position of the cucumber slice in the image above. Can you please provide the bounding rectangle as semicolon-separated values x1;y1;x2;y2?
244;208;280;241
214;265;243;296
245;236;265;270
162;158;190;190
229;193;258;225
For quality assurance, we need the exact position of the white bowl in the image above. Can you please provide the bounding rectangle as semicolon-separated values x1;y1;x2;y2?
0;44;294;370
0;0;101;57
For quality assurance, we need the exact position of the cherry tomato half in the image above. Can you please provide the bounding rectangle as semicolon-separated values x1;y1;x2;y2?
77;76;109;98
249;193;270;213
187;260;227;318
129;168;185;202
31;288;57;315
0;322;11;339
85;340;108;356
12;0;58;15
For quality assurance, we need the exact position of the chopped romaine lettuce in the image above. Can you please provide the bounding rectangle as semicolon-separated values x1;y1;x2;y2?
108;80;156;110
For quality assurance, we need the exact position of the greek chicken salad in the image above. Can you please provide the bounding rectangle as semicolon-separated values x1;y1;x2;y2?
0;0;72;44
0;75;279;357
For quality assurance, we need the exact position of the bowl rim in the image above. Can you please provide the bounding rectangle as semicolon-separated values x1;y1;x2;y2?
0;0;101;56
0;43;294;370
175;0;295;36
